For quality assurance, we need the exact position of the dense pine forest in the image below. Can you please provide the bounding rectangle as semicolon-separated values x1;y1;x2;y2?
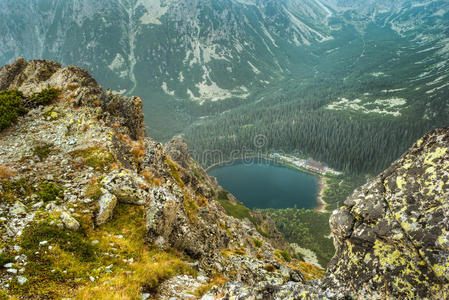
185;79;448;174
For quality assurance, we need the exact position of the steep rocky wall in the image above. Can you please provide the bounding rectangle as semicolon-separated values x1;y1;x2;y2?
324;127;449;298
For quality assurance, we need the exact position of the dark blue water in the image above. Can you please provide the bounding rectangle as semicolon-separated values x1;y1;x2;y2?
207;159;319;209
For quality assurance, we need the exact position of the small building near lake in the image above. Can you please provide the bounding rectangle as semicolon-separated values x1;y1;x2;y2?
305;158;327;173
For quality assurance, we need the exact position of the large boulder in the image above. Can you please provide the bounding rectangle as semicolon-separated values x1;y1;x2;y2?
101;170;149;205
96;189;118;225
325;127;449;299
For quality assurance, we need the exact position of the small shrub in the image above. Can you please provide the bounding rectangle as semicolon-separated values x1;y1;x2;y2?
0;89;25;131
130;138;146;163
36;182;63;203
27;88;59;107
67;83;78;91
298;261;326;280
32;143;54;161
192;167;202;180
141;169;163;186
166;159;184;188
183;196;198;224
0;166;17;180
43;106;62;121
0;252;14;267
197;195;208;207
253;239;263;248
274;250;292;263
84;183;103;201
217;190;229;200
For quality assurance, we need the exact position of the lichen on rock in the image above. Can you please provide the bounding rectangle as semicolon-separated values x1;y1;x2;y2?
325;127;449;299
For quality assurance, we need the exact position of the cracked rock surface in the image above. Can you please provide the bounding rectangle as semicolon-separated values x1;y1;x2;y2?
325;127;449;299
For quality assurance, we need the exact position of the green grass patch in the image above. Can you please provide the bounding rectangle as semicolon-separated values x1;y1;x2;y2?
253;238;262;248
191;167;203;180
217;190;270;237
166;158;184;188
217;189;229;200
71;147;114;171
21;222;96;262
0;252;14;267
183;196;199;224
36;182;64;203
84;182;103;202
217;198;254;222
9;220;99;298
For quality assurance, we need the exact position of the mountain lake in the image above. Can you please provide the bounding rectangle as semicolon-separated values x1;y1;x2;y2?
207;158;319;210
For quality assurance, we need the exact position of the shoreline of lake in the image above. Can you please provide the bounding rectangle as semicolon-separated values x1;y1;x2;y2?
315;176;328;213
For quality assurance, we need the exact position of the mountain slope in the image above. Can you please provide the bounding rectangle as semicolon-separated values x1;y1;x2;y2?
0;0;448;173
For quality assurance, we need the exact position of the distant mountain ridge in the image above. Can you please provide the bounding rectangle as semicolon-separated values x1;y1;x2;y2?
1;0;448;172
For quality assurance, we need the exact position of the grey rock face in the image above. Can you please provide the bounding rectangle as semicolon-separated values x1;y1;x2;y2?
96;189;118;225
165;136;190;169
324;127;449;299
60;211;80;231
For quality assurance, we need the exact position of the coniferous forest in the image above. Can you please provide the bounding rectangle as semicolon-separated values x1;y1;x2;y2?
185;79;448;175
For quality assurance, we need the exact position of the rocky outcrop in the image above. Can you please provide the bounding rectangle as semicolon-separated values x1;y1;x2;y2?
101;89;146;139
101;170;149;205
0;58;146;139
324;127;449;298
165;136;190;169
